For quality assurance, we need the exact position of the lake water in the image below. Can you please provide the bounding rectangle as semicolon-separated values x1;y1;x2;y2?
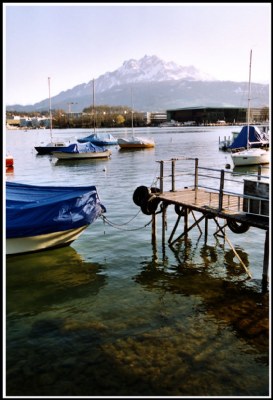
4;126;270;397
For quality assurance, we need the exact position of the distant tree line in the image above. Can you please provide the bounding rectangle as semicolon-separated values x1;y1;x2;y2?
6;105;149;129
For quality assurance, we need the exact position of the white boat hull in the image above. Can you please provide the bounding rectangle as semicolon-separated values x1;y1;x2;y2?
6;226;88;255
52;149;111;159
231;148;270;166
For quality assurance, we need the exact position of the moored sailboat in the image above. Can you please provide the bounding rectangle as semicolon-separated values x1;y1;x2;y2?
51;142;111;160
77;79;118;146
231;50;270;167
117;88;155;149
34;77;70;155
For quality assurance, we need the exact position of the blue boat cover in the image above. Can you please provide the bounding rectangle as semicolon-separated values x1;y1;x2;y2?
6;182;106;239
78;132;118;145
58;142;107;154
228;125;269;150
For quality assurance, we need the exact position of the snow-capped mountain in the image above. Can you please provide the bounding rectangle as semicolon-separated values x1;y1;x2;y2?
94;54;215;92
6;55;269;112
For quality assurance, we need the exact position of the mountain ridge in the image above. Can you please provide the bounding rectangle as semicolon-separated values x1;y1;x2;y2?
6;55;269;112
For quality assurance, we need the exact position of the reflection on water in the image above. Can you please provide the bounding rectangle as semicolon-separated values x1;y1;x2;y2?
135;239;268;350
6;247;107;316
5;127;269;396
6;242;269;397
232;164;270;176
118;147;155;153
53;157;112;167
5;166;14;175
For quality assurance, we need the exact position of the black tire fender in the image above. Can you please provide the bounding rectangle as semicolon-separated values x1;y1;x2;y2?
141;196;161;215
227;219;250;234
174;204;187;216
133;186;150;207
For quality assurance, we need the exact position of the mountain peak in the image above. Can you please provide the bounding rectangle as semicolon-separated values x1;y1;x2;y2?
94;54;215;93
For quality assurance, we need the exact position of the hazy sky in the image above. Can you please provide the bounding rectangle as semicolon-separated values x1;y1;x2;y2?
3;2;271;106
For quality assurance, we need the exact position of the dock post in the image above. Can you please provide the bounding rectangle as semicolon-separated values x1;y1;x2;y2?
194;158;198;203
204;217;208;244
184;208;188;238
171;159;176;192
162;203;167;247
262;229;269;289
159;161;164;193
218;169;225;211
152;213;157;246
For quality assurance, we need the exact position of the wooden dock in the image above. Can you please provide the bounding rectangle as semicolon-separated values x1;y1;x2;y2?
134;157;269;286
157;188;269;230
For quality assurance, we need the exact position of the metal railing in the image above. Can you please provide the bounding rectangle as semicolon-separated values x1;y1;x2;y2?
156;158;270;216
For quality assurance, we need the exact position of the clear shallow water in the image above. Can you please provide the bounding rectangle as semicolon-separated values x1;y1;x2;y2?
4;126;270;396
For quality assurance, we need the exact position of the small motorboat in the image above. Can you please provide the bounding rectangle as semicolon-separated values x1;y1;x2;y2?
6;181;106;255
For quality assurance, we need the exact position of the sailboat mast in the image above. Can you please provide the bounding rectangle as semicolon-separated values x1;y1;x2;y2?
93;78;96;134
131;87;134;136
246;49;252;149
48;77;53;142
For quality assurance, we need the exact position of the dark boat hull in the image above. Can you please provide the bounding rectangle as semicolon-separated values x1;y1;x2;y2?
35;146;69;155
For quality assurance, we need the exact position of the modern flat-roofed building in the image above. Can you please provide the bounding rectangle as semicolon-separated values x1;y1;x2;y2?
166;106;266;125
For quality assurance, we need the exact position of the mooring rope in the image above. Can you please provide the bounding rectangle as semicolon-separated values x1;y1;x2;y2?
99;166;161;232
100;213;153;231
150;164;160;188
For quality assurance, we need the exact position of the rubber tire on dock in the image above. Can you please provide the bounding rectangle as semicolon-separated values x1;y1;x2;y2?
226;219;250;234
141;196;161;215
133;186;160;207
133;186;150;207
174;204;188;216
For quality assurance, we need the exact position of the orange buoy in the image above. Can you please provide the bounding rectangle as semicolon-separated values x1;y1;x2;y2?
6;154;14;168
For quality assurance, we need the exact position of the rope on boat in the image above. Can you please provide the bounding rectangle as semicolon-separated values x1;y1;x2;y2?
100;213;153;231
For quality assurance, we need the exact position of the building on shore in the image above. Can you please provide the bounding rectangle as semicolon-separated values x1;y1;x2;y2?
166;106;268;125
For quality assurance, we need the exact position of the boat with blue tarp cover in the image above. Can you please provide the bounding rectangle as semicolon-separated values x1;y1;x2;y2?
51;142;112;160
230;51;270;167
219;125;269;152
77;132;118;145
6;181;106;255
228;125;269;151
